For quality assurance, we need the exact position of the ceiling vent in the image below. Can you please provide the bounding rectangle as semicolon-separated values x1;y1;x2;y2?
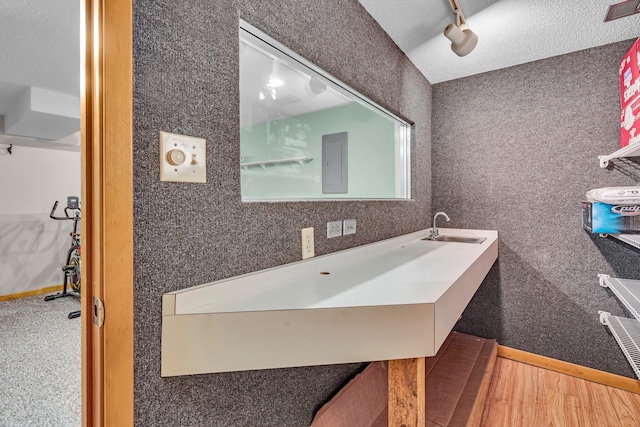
605;0;640;22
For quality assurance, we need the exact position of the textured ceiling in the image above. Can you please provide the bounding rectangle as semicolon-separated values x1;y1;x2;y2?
359;0;640;84
0;0;79;97
0;0;80;150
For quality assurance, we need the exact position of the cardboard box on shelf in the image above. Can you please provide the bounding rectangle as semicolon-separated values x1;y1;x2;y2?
620;38;640;148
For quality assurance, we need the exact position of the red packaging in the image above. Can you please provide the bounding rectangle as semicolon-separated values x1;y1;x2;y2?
620;38;640;148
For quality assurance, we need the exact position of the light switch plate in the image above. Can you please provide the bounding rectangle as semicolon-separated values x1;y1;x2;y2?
327;221;342;238
343;219;356;235
160;131;206;183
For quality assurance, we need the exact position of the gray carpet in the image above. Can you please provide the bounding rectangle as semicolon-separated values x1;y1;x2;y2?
0;294;81;427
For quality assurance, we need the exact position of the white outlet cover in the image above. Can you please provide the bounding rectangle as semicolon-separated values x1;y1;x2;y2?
160;131;206;183
301;227;315;259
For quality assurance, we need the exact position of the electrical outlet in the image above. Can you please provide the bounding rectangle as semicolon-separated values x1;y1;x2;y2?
327;221;343;238
343;219;357;235
301;227;315;259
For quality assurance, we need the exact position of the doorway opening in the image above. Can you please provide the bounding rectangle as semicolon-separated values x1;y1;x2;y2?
0;1;83;425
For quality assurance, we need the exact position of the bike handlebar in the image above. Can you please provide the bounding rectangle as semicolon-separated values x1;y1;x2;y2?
50;201;80;221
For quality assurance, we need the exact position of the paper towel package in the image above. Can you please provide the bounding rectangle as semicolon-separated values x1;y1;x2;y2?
620;38;640;148
582;201;640;234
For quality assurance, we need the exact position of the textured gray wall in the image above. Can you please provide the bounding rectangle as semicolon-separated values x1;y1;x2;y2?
133;1;431;425
433;40;640;378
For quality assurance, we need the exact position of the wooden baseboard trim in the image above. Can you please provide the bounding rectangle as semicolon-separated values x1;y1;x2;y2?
0;285;65;302
497;345;640;395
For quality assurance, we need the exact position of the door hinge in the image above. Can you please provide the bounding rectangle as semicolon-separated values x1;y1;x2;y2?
93;296;105;328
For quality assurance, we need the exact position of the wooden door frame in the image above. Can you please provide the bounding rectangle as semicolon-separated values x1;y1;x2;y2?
81;0;134;425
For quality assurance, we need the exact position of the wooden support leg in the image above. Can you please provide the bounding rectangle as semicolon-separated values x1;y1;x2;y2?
388;358;426;427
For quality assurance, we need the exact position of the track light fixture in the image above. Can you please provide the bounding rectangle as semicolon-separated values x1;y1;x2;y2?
304;75;327;96
444;0;478;57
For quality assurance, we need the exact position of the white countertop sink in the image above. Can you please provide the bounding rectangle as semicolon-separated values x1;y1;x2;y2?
161;228;498;376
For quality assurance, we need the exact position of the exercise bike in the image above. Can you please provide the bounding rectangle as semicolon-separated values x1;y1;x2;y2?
44;196;81;319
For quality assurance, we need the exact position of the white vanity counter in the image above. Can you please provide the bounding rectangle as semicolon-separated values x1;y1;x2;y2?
161;228;498;376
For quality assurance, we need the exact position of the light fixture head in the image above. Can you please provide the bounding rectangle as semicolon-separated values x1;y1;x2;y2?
444;0;477;57
444;24;478;57
304;75;327;96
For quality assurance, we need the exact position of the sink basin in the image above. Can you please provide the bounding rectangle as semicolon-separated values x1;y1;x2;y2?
422;235;487;244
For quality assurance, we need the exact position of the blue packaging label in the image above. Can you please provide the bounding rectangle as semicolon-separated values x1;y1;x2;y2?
586;202;640;234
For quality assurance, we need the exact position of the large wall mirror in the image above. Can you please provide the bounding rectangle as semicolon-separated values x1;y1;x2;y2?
239;20;411;201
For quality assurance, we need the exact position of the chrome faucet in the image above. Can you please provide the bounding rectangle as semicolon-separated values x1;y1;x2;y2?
430;212;450;239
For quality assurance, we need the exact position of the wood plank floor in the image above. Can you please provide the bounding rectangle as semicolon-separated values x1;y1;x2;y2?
481;358;640;427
